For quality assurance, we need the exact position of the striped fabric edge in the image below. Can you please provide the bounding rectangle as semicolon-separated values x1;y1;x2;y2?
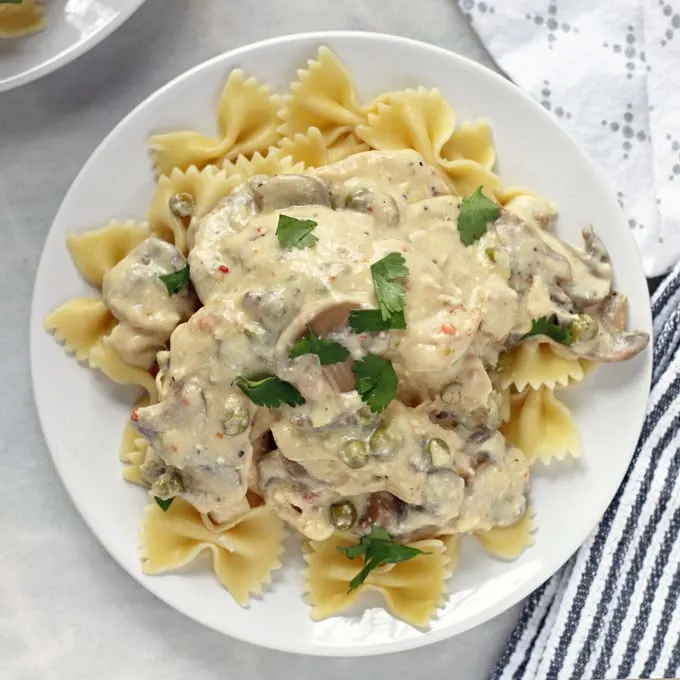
491;261;680;680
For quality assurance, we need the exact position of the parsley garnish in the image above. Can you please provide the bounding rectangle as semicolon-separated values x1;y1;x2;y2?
352;355;398;413
234;375;306;408
349;309;407;333
289;328;350;365
371;252;409;322
522;315;573;345
159;263;190;295
154;497;174;512
276;214;318;249
338;526;428;592
457;187;500;246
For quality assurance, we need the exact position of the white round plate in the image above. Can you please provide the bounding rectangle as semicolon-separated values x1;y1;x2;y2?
0;0;146;92
30;32;653;656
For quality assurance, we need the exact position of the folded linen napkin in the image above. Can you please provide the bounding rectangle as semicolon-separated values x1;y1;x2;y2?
458;0;680;278
489;261;680;679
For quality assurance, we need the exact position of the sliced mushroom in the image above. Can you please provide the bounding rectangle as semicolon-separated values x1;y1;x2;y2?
248;174;332;213
597;291;628;330
321;361;356;393
557;227;613;308
357;491;403;533
275;299;361;362
572;328;649;363
342;188;400;227
537;318;649;363
582;226;612;270
187;189;257;250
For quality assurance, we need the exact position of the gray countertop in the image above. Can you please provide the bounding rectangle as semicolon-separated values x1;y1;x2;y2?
0;1;520;678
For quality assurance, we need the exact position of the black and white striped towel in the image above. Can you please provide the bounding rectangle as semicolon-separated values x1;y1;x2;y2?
492;263;680;679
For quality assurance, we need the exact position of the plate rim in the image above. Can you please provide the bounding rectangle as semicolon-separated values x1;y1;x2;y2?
29;30;653;656
0;0;147;93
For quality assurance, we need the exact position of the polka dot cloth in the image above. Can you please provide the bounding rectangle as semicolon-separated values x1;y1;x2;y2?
459;0;680;277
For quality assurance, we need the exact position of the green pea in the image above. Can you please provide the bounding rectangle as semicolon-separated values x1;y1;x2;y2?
344;188;372;210
224;404;249;436
329;501;357;531
152;468;184;498
169;192;195;219
427;438;451;467
569;314;598;342
340;439;368;469
369;425;396;460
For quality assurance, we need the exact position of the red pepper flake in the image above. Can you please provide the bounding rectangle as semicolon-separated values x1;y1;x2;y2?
170;445;178;453
215;432;225;439
197;317;212;332
401;246;408;253
218;264;230;274
302;491;318;503
130;407;139;422
441;323;456;336
359;334;368;342
181;397;189;405
366;206;374;213
256;226;263;234
329;275;337;283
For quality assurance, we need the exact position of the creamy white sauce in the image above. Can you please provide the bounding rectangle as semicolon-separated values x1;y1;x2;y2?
125;150;648;540
103;236;196;368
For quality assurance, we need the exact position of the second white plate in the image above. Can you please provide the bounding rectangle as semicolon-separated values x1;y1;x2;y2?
0;0;146;92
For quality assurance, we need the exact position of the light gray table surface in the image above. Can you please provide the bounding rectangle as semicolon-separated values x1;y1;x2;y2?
0;1;521;678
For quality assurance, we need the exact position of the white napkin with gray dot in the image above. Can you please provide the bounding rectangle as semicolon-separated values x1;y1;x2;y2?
459;0;680;277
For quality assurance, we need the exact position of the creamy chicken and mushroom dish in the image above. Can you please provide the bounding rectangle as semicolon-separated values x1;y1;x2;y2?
103;150;648;543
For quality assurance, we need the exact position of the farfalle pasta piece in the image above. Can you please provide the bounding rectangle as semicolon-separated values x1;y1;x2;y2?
501;386;581;463
439;159;503;198
121;436;149;486
327;130;371;164
475;506;537;559
141;498;286;605
440;120;496;170
223;147;305;180
148;166;241;253
149;70;281;177
356;88;456;171
120;395;152;485
44;297;116;362
67;221;150;288
498;338;589;391
0;0;45;38
304;534;450;627
277;127;329;168
88;339;158;401
440;534;460;571
278;46;365;140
